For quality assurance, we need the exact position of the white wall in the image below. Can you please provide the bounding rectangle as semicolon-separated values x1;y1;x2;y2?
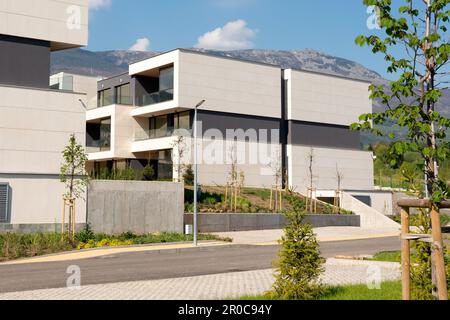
288;145;374;194
285;69;372;126
178;51;282;118
0;86;87;225
0;86;86;174
0;0;88;50
86;104;135;161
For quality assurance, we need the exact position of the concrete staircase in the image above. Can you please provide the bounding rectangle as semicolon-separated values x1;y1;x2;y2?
341;192;401;230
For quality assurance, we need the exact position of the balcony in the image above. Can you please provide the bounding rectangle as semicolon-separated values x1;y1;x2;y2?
49;74;74;91
135;89;174;107
135;127;192;142
86;140;111;153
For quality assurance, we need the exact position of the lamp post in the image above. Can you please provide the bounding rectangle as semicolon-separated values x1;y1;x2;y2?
193;99;206;246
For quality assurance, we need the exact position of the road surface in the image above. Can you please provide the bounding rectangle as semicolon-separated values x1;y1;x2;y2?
0;237;400;293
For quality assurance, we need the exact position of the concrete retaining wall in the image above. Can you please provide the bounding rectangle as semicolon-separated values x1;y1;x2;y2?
88;180;184;235
184;213;360;233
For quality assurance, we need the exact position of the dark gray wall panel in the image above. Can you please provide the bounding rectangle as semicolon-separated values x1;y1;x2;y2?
0;35;50;88
97;73;131;91
288;121;361;150
197;110;281;143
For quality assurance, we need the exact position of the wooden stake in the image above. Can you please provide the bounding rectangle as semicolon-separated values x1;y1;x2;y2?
401;206;411;301
270;188;273;211
61;200;65;239
430;208;448;300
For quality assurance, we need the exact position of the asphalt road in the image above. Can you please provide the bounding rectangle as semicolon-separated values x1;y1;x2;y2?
0;237;400;294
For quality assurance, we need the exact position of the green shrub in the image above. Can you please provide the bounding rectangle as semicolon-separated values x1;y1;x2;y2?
75;225;95;243
269;197;325;300
142;164;155;181
183;165;194;186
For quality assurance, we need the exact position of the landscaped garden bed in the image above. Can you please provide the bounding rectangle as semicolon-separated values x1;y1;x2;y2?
184;186;352;215
0;230;231;262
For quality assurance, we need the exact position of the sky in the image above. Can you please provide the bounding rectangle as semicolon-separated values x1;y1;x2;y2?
87;0;391;78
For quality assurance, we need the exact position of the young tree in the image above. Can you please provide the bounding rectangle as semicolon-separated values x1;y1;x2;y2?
60;134;89;239
270;197;325;300
354;0;450;203
353;0;450;299
171;135;186;182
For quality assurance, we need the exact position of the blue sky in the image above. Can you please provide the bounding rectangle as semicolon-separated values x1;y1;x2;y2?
88;0;391;78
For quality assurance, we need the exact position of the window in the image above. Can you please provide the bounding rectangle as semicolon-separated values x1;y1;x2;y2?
115;83;132;105
0;183;9;223
176;111;191;130
159;67;174;91
98;88;113;107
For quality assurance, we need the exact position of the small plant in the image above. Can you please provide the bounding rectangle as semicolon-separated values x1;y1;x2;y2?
142;164;155;181
269;197;325;300
183;165;194;186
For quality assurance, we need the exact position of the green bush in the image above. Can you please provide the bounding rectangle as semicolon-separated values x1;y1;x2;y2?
269;197;325;300
183;165;194;186
0;233;72;261
142;164;155;181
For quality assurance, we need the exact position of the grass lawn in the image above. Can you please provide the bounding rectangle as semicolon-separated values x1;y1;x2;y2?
371;251;402;263
237;281;402;300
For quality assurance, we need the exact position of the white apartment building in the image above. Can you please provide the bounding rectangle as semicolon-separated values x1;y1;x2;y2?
85;49;391;214
0;0;90;232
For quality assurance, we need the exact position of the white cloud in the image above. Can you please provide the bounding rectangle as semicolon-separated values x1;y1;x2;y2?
89;0;111;10
129;37;151;51
195;20;257;51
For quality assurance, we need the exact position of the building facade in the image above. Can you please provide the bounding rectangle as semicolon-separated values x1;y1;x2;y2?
86;49;379;206
0;0;90;231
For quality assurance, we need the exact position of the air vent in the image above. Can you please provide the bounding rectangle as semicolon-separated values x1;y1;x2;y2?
0;183;9;222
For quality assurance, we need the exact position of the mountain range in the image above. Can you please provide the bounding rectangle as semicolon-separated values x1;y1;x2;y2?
51;48;449;145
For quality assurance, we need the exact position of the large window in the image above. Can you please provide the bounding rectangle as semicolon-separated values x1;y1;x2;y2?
98;88;113;107
115;83;132;105
159;67;174;91
175;111;191;130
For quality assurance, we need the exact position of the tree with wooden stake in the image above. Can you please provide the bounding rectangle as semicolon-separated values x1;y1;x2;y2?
305;148;317;213
267;145;283;212
354;0;449;300
60;134;89;243
171;135;186;183
226;144;239;212
334;164;344;214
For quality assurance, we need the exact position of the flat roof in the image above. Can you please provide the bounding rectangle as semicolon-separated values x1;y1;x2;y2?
122;48;373;84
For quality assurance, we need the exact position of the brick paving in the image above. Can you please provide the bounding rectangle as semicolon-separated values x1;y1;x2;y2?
0;259;400;300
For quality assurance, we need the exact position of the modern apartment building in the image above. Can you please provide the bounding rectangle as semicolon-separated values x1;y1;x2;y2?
86;49;386;211
0;0;90;231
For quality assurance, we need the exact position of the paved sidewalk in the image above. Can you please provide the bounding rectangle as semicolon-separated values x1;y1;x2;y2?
213;227;401;245
0;259;400;300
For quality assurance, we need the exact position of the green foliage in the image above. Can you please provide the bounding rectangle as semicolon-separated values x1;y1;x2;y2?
142;164;155;181
0;233;72;261
183;164;195;186
353;0;450;203
60;134;89;200
269;198;325;300
0;231;230;261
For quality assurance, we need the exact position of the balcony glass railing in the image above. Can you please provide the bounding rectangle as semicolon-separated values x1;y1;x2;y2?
116;96;133;105
86;140;111;153
135;127;192;142
49;75;74;91
136;89;174;107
